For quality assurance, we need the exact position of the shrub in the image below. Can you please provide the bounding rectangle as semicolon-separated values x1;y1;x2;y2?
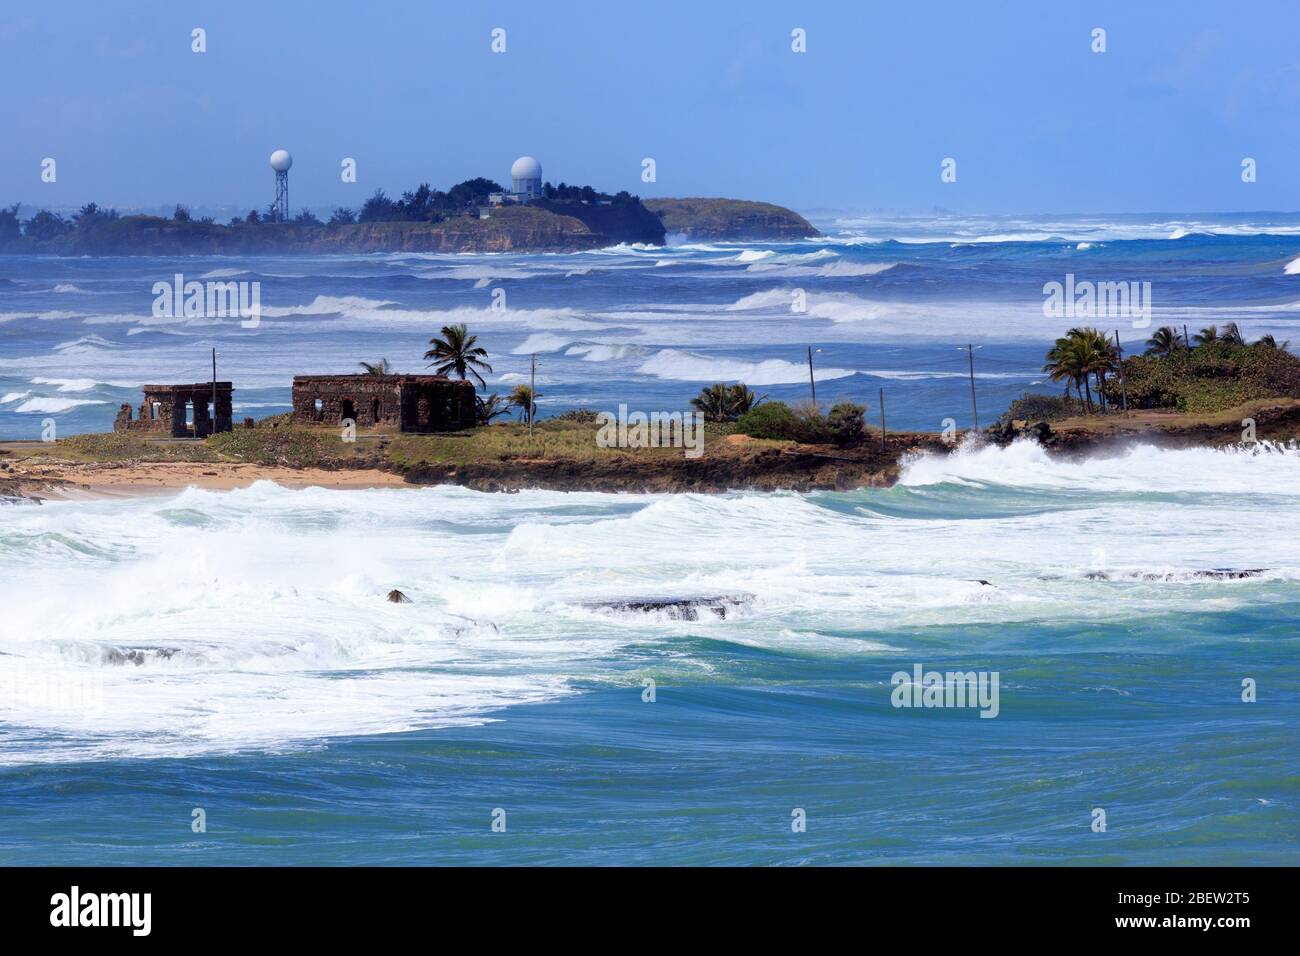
825;402;867;445
735;401;798;439
551;409;599;424
735;400;867;445
1103;342;1300;413
999;393;1085;424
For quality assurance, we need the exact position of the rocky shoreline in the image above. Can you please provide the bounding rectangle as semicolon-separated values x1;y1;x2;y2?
4;401;1297;501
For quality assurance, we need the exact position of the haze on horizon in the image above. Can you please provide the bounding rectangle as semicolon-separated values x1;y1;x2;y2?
4;0;1299;218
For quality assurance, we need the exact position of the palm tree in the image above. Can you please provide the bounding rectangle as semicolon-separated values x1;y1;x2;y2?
1255;333;1289;350
358;358;392;375
508;384;539;424
424;323;493;388
1043;336;1089;408
1221;321;1245;346
690;383;761;422
1144;326;1182;359
1076;327;1117;412
1193;325;1219;346
1042;329;1115;413
475;393;511;425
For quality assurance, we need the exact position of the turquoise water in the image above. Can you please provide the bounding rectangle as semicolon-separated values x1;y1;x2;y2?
1;442;1297;864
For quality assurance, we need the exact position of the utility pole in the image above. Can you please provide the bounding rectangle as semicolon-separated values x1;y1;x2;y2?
966;343;979;432
529;352;536;439
1113;330;1129;412
211;347;217;438
879;387;886;453
807;346;817;406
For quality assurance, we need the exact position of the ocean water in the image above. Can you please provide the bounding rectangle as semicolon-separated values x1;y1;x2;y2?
6;211;1300;437
1;213;1298;865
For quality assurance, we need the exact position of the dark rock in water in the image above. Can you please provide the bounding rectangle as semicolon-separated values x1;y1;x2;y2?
585;594;753;621
988;419;1055;447
1085;568;1268;582
970;579;993;587
104;646;179;666
387;589;412;603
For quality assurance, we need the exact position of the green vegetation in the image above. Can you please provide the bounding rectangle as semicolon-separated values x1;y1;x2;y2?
423;323;493;388
735;400;867;445
355;178;504;224
690;383;761;422
998;393;1086;425
644;198;819;240
1021;323;1300;419
2;176;664;253
507;384;539;424
474;393;512;426
1042;327;1118;412
1110;335;1300;413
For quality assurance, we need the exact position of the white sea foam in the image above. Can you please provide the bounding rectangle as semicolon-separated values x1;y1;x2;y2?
2;450;1297;764
637;348;855;384
13;397;108;413
564;342;645;362
512;332;573;354
899;438;1300;495
30;377;109;392
260;295;397;317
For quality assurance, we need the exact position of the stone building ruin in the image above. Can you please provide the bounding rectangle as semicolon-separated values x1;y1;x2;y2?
113;383;234;437
291;374;475;432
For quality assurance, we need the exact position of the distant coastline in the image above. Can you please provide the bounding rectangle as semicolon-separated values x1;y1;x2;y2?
0;197;818;256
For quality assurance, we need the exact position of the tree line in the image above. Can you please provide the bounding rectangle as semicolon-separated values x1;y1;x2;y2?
1;177;647;239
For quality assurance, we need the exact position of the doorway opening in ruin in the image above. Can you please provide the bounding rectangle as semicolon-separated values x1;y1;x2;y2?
371;398;382;423
313;398;323;420
150;401;161;420
184;399;195;428
340;399;356;423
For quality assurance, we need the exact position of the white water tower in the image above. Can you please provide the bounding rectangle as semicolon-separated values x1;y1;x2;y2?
269;149;293;221
511;156;542;200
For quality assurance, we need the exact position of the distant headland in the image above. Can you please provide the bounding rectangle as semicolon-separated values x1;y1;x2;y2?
0;152;818;255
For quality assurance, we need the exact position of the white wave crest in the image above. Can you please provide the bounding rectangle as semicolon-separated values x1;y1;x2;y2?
637;348;855;385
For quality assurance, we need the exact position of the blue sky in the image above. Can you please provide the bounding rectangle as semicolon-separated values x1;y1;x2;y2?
4;0;1300;215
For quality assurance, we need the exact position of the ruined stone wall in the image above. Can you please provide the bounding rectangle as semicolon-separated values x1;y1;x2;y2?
292;375;475;432
399;379;476;432
291;376;405;427
113;384;233;436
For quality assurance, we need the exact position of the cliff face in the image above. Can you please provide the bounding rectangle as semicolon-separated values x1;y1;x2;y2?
531;198;666;246
645;198;819;241
304;207;601;253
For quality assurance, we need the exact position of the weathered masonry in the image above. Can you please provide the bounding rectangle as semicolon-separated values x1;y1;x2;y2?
114;383;234;437
291;374;476;432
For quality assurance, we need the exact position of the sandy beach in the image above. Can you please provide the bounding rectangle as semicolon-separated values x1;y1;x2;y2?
6;461;410;500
